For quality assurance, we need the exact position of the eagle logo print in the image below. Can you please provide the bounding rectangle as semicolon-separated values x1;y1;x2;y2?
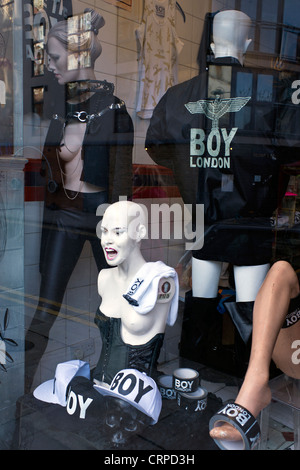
185;95;251;130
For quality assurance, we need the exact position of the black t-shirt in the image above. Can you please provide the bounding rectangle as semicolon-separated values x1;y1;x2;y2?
146;65;300;264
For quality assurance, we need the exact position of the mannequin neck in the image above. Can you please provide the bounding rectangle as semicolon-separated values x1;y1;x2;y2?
117;248;146;281
212;46;244;65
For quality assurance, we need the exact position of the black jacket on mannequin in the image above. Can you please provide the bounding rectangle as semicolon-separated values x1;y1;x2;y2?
146;65;300;265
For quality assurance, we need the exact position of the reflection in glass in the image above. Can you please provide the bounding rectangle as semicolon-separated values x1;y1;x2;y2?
280;29;300;62
32;86;44;117
234;106;251;130
34;42;44;76
240;0;257;20
33;0;44;13
261;0;279;23
68;51;91;70
259;27;277;54
236;72;253;97
255;105;272;132
257;74;273;102
283;0;300;28
33;24;44;43
66;12;93;71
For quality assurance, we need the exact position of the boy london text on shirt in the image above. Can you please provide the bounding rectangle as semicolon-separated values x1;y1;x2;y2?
186;95;250;169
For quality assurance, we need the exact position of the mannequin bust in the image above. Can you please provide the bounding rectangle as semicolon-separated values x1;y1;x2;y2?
210;10;252;65
93;200;178;384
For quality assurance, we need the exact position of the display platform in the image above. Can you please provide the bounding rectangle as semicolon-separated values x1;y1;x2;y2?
16;385;222;451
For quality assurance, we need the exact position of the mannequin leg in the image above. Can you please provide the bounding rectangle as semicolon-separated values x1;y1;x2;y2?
234;264;270;302
224;264;270;344
191;258;222;298
210;261;300;441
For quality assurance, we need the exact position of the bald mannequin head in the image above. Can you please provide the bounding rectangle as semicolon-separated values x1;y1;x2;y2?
211;10;252;65
102;201;147;241
100;201;147;266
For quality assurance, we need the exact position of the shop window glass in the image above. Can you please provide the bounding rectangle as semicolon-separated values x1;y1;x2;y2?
33;0;44;12
234;105;251;130
32;86;44;117
257;74;273;102
240;0;257;20
0;2;14;155
238;0;257;53
67;11;92;70
233;71;253;129
261;0;279;23
283;0;300;27
259;27;277;54
33;42;44;76
254;105;273;132
280;29;300;62
280;0;300;63
236;71;253;97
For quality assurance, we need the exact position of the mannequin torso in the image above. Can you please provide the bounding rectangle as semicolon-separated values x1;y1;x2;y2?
98;268;175;345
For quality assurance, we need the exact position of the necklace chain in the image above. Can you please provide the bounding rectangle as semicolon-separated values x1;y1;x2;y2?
56;148;83;200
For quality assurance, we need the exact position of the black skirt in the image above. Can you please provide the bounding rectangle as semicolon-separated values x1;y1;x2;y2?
193;216;274;266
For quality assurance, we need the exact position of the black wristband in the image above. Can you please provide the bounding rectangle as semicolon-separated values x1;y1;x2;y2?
157;375;176;400
209;402;261;450
172;368;199;393
177;387;208;412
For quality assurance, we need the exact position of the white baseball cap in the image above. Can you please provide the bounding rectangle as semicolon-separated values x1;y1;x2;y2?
33;360;91;407
94;369;162;424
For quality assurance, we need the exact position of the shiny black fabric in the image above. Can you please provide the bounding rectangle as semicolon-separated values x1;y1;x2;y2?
146;67;300;265
39;192;108;288
43;88;134;210
192;217;273;265
93;309;164;384
282;291;300;329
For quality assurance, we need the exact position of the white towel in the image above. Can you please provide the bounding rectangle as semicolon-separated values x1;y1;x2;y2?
123;261;179;326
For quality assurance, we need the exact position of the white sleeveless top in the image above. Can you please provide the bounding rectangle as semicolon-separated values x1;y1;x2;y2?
136;0;184;119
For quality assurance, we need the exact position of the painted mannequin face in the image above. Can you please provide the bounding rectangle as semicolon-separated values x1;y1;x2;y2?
47;37;83;85
100;208;140;266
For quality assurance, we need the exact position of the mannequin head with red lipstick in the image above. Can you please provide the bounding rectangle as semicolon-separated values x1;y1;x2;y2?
100;201;147;272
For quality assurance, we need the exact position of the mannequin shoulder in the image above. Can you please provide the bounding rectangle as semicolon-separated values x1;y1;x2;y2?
156;277;176;304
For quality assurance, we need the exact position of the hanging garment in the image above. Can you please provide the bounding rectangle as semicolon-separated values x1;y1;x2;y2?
136;0;184;119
